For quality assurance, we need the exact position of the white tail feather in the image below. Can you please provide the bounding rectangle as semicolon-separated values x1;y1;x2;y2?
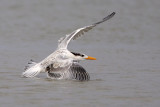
22;60;42;78
24;59;37;70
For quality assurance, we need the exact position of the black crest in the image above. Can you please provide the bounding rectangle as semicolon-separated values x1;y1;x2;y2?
71;52;84;57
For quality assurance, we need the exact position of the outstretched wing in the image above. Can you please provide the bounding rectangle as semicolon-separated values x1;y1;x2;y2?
58;12;115;49
47;62;90;81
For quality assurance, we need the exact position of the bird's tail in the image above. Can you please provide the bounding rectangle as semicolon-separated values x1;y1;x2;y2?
22;59;43;78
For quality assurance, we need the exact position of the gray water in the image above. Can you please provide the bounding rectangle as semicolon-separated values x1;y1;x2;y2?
0;0;160;107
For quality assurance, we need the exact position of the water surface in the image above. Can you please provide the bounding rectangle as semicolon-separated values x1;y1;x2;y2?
0;0;160;107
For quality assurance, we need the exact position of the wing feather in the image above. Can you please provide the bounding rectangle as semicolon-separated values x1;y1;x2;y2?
58;12;115;49
47;62;90;81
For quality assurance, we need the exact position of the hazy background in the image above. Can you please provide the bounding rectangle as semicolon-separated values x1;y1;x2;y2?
0;0;160;107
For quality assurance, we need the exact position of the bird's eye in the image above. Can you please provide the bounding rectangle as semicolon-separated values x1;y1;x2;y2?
81;55;84;57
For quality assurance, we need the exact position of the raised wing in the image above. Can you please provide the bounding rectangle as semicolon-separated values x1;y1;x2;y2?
47;62;90;81
58;12;115;49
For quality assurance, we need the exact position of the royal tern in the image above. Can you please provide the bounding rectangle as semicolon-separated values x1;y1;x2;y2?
22;12;115;81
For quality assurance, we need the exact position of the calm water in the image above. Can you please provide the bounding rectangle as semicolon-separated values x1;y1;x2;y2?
0;0;160;107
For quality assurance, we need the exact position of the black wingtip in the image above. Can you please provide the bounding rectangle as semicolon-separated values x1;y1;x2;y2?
111;12;116;17
93;12;116;25
112;12;116;15
103;12;116;21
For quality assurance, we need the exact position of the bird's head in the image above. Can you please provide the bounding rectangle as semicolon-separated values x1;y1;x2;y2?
71;52;96;60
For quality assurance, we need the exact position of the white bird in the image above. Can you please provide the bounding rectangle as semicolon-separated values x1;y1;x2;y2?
22;12;115;81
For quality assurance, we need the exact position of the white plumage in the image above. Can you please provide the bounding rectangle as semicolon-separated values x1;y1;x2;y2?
22;12;115;81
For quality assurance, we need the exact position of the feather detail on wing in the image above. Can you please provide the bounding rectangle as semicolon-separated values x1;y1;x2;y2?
24;59;37;71
68;62;90;81
58;12;115;49
47;62;90;81
22;59;43;78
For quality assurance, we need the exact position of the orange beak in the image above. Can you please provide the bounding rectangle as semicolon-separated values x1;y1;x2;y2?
85;56;96;60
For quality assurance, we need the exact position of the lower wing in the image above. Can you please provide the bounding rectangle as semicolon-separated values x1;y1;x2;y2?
47;62;90;81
